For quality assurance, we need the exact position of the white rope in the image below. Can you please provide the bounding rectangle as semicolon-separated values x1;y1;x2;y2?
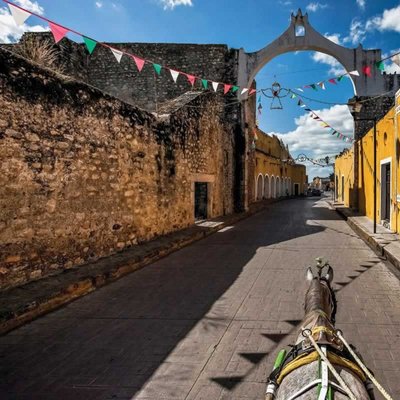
337;330;394;400
303;330;357;400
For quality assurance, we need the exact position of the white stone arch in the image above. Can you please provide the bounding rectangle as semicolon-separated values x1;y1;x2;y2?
281;178;285;196
264;174;270;198
271;175;276;198
237;10;394;98
256;173;264;201
288;178;292;195
276;176;281;197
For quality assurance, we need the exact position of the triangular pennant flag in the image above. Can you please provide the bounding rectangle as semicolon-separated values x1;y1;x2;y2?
304;85;311;89
328;78;337;85
110;48;123;63
290;93;296;99
296;88;304;92
392;54;400;67
201;79;208;89
304;108;312;112
83;37;97;54
362;66;371;77
8;3;31;26
337;75;344;82
186;74;196;86
331;130;337;135
240;88;249;95
297;100;303;106
224;84;232;94
153;63;162;75
249;88;257;95
132;56;145;72
310;84;318;91
376;61;385;71
232;86;239;93
257;95;261;103
318;82;325;90
49;22;69;44
170;69;179;82
348;70;360;76
212;82;219;92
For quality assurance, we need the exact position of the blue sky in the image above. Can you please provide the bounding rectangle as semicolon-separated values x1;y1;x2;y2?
1;0;400;178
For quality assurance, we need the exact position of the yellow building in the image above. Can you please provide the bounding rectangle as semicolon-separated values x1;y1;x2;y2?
252;128;307;202
335;90;400;232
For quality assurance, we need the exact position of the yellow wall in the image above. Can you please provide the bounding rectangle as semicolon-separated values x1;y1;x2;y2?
252;129;307;201
335;100;399;231
334;148;354;207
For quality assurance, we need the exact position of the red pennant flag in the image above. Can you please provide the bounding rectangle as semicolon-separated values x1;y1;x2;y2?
362;65;372;77
249;88;257;96
224;84;232;94
186;74;196;86
304;85;311;89
49;22;69;44
132;56;145;72
328;78;337;85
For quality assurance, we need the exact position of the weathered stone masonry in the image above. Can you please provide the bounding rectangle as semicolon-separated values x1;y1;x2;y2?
0;48;236;290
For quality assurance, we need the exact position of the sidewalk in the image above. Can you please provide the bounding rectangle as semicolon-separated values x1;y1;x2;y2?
330;201;400;272
0;198;281;335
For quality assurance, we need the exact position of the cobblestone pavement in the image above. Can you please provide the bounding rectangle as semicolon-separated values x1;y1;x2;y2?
1;197;400;400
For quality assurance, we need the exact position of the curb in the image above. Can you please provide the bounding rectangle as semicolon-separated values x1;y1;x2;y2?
333;205;400;272
0;198;285;336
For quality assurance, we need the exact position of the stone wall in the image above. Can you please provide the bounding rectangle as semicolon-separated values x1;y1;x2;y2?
0;48;236;290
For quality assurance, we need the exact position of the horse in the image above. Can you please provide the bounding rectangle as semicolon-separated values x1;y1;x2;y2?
265;259;376;400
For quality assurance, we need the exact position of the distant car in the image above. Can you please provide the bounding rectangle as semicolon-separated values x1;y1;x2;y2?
311;189;322;196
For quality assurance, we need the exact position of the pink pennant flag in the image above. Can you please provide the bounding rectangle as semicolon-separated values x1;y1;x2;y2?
132;56;145;72
328;78;337;85
362;66;371;77
249;88;257;96
304;85;311;89
49;22;69;44
223;84;232;94
186;74;196;86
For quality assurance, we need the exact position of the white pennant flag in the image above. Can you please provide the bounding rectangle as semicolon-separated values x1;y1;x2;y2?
8;3;31;26
170;69;179;83
296;87;304;92
392;54;400;67
212;82;219;92
241;88;249;95
110;48;123;63
348;70;360;76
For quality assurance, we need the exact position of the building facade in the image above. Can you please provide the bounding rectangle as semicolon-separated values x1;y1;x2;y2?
252;128;307;201
335;89;400;232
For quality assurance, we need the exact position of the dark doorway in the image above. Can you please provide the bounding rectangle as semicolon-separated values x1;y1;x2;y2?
294;183;299;196
335;175;338;201
381;163;391;222
341;176;344;202
195;182;208;220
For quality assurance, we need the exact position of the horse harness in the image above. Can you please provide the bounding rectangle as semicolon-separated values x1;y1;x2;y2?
266;325;368;399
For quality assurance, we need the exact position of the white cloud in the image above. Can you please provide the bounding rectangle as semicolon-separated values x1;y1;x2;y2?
356;0;365;10
381;48;400;74
366;5;400;33
14;0;44;15
279;0;292;5
160;0;193;10
343;18;367;45
95;1;103;8
271;105;353;179
311;34;346;75
306;2;328;12
0;4;47;44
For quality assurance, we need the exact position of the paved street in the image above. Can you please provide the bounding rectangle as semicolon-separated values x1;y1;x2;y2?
1;196;400;400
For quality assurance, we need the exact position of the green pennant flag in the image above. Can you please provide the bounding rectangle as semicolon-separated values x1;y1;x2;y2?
310;84;317;91
153;63;162;75
83;37;97;54
202;79;208;89
290;93;296;99
337;75;344;82
232;86;239;93
376;61;385;71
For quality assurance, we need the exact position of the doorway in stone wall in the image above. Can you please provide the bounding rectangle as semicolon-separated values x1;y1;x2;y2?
195;182;208;220
380;158;391;227
294;183;299;196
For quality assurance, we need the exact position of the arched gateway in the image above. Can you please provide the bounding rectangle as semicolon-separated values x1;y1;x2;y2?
237;9;399;98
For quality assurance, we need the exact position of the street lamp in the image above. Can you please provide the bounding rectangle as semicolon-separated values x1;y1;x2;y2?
347;99;377;234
